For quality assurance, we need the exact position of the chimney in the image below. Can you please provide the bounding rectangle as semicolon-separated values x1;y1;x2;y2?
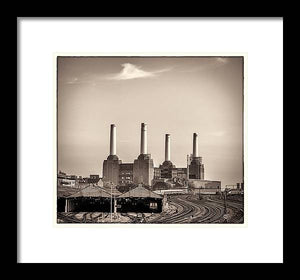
140;123;147;154
165;134;171;161
110;124;116;155
193;133;198;157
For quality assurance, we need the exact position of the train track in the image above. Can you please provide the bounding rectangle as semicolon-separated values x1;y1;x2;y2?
151;195;207;224
57;212;82;223
57;212;109;223
151;195;243;224
203;197;244;223
57;195;244;224
150;199;187;223
120;213;140;223
185;196;225;223
148;201;184;223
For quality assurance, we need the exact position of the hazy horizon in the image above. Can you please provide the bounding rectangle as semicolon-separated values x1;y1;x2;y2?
57;56;244;187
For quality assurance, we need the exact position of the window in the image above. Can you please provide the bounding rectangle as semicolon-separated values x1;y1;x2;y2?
150;202;157;209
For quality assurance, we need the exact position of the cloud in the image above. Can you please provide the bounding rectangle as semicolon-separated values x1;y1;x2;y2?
215;57;228;64
65;77;79;84
106;63;170;81
62;75;99;86
179;57;228;73
64;77;94;85
61;63;171;85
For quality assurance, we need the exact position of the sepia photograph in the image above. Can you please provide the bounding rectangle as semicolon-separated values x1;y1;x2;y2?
18;17;284;263
56;55;245;224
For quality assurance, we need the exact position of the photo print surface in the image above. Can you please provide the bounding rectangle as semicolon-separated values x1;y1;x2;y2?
56;56;244;224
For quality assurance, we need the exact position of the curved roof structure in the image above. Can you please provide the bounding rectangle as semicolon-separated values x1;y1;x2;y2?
67;185;112;198
101;187;122;196
117;185;163;199
57;186;80;198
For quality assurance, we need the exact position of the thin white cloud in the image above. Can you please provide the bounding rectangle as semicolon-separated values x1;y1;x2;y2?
62;75;99;86
61;63;171;85
216;57;228;64
179;57;228;73
65;77;79;84
64;77;93;85
106;63;171;81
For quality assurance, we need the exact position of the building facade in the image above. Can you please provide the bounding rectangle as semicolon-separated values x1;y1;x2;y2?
102;123;154;187
119;163;134;185
57;171;76;188
102;124;219;189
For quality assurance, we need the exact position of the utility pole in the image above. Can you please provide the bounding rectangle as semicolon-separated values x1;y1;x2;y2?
110;182;113;223
223;189;229;223
224;189;227;213
114;192;117;215
187;154;189;181
186;154;190;191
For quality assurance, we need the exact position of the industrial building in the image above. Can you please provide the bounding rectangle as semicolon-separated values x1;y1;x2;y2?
189;179;222;195
60;184;165;213
58;123;222;215
59;123;221;214
102;123;220;192
62;185;114;212
153;132;204;184
103;123;154;187
117;185;164;213
57;171;76;188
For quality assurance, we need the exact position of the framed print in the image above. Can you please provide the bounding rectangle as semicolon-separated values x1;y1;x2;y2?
18;18;283;263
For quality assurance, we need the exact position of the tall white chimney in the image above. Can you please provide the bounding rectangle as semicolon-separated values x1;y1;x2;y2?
140;123;147;154
165;134;171;161
193;133;198;157
110;124;116;155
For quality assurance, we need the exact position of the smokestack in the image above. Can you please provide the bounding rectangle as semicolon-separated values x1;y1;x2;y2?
193;133;198;157
165;134;170;161
110;124;116;155
140;123;147;154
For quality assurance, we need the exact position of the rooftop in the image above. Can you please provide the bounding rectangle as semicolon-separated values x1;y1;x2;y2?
118;185;163;199
67;185;112;198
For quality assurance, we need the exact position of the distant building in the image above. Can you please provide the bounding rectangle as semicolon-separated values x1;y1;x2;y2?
102;124;220;190
153;133;204;185
119;163;133;185
88;174;100;184
103;123;154;187
57;171;76;188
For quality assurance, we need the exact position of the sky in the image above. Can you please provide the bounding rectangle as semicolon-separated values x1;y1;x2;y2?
57;56;244;187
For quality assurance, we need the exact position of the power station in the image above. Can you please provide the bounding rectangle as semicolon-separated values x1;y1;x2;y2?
102;123;220;190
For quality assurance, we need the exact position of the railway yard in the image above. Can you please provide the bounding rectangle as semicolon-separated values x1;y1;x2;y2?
57;194;244;224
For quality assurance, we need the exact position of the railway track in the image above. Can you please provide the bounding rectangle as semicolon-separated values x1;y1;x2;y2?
57;212;82;223
120;213;143;223
151;194;243;224
149;201;184;223
184;196;225;223
90;213;104;223
152;195;207;224
207;197;244;223
57;195;244;224
57;212;109;223
150;199;188;223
